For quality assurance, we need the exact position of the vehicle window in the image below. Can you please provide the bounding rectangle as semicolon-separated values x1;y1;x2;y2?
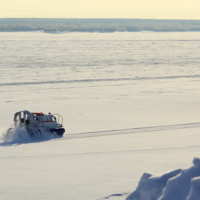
51;117;56;122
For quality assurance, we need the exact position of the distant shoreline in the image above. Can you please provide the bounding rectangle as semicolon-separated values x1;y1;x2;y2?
1;18;200;32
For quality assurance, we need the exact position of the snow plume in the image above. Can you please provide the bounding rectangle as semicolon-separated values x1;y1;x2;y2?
0;125;57;145
126;158;200;200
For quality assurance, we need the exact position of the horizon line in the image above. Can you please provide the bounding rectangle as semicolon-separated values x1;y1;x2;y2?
1;18;200;21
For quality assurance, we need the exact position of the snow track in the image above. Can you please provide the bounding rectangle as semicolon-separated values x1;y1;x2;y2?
65;122;200;139
1;122;200;146
1;74;200;87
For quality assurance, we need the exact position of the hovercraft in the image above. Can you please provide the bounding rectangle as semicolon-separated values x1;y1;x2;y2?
13;110;65;137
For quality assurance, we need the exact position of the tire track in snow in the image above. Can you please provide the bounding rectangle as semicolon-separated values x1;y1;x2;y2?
64;122;200;140
1;74;200;87
1;122;200;150
1;145;200;159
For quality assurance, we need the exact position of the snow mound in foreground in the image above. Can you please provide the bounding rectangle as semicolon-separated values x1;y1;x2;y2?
187;177;200;200
0;125;57;145
126;158;200;200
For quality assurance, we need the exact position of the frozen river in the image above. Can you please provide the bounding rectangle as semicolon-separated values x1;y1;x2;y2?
1;31;200;133
0;31;200;200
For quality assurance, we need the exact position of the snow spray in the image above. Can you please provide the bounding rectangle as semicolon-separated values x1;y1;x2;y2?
1;124;58;145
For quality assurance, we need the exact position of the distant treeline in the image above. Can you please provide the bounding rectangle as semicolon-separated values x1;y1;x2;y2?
1;18;200;32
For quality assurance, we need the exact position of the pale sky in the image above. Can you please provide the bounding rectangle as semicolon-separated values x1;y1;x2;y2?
1;0;200;19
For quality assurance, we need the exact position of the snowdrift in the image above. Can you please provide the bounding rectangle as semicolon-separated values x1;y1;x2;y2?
126;158;200;200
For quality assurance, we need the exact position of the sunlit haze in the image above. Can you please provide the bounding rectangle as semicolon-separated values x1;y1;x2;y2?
1;0;200;19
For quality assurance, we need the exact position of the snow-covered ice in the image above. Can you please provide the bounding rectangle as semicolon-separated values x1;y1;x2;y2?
0;31;200;200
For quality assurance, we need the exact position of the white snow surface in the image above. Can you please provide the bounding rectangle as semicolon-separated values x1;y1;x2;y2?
0;31;200;200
